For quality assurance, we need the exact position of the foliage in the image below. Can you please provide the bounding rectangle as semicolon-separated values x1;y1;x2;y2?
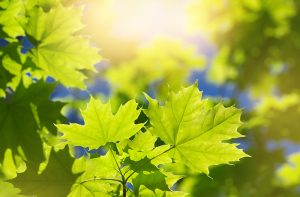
56;83;247;196
185;0;300;196
10;147;78;197
0;81;65;180
0;0;99;195
0;1;247;196
3;0;300;196
105;38;204;99
277;152;300;187
254;94;300;142
0;0;100;98
189;0;300;96
0;181;23;197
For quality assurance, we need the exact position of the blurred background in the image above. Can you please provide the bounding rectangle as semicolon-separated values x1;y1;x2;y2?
54;0;300;196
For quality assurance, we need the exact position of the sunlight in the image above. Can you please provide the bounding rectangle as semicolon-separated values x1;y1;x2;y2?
84;0;191;44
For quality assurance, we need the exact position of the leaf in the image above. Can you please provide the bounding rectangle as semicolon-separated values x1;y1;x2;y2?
0;181;24;197
129;131;157;151
0;0;26;38
132;171;169;196
147;145;172;166
68;179;112;197
0;42;24;97
277;152;300;186
144;83;248;174
134;170;188;197
123;157;170;195
128;131;157;161
56;97;143;149
124;157;158;175
0;149;26;180
0;81;65;179
85;151;121;179
10;147;78;197
25;4;100;89
69;151;122;197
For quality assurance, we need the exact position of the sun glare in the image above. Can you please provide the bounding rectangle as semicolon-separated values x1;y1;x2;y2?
84;0;191;44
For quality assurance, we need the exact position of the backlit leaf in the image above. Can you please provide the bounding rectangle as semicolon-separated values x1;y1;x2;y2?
145;83;248;174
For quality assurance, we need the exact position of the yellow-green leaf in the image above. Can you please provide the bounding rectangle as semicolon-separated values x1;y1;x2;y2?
56;98;144;149
144;83;248;174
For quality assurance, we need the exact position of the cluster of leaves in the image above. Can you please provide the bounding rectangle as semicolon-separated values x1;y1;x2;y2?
0;0;100;96
277;152;300;187
183;0;300;195
189;0;300;96
0;0;97;196
105;38;205;99
56;83;247;196
0;0;248;196
253;93;300;142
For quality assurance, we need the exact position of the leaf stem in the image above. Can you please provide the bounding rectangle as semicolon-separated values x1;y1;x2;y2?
109;145;123;177
109;144;127;197
122;184;127;197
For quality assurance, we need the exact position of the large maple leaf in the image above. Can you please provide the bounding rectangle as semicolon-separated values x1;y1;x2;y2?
144;83;248;174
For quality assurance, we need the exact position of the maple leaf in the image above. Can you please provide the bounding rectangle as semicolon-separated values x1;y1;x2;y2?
144;82;248;174
25;4;100;89
0;0;26;38
0;81;65;179
10;148;78;197
68;151;121;197
56;97;144;149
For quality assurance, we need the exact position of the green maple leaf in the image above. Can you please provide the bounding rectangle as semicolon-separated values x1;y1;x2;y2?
25;4;100;89
56;97;144;149
144;83;248;174
0;81;65;179
122;157;170;195
0;0;26;38
129;131;157;152
84;151;121;179
132;171;169;196
10;147;78;197
124;157;184;196
0;1;101;90
69;151;121;197
127;131;157;161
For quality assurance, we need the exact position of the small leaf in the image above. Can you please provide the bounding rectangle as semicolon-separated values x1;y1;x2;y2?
132;171;169;196
56;97;144;149
129;131;157;151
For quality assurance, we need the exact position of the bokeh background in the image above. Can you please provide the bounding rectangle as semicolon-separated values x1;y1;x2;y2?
52;0;300;196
